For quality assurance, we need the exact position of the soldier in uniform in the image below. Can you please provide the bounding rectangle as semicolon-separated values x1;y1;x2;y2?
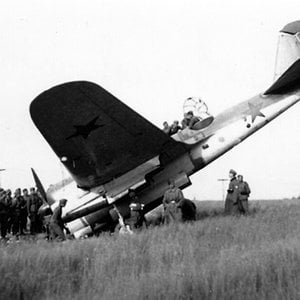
181;113;189;129
169;120;182;135
224;169;239;214
127;189;147;230
186;111;200;130
162;180;184;224
11;188;26;235
5;189;13;234
27;187;42;234
22;189;30;232
162;121;171;135
0;189;9;239
20;190;28;234
237;175;251;214
49;199;67;241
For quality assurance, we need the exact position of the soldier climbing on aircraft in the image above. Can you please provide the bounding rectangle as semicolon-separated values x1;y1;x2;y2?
162;121;171;135
169;120;182;135
186;111;201;129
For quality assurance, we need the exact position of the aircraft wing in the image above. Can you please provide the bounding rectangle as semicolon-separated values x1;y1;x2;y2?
30;81;186;189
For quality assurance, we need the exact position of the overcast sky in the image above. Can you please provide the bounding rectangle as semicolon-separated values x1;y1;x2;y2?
0;0;299;200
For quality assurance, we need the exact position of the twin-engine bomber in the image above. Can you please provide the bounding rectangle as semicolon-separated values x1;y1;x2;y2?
30;21;300;238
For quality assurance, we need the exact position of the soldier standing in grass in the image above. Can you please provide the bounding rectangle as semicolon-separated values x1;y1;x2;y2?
163;180;184;224
49;199;67;241
127;189;147;230
224;169;239;214
237;175;251;214
0;189;9;239
11;188;26;235
27;187;42;234
5;189;13;234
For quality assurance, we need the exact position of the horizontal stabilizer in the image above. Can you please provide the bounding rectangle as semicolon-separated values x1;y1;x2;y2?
265;59;300;95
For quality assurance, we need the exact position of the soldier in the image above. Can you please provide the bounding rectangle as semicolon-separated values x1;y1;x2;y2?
22;189;30;232
181;113;189;129
49;199;67;241
127;189;147;230
224;169;239;214
20;190;28;234
27;187;42;234
237;175;251;214
162;180;184;224
162;121;171;135
169;120;182;135
5;189;13;234
11;188;26;235
0;189;9;239
177;198;197;222
186;111;200;130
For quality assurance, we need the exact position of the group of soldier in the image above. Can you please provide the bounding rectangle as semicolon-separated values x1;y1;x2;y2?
162;111;202;135
224;169;251;215
117;180;197;235
0;169;251;240
0;187;43;240
117;169;250;235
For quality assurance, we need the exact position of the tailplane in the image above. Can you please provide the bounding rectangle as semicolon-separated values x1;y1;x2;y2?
274;21;300;81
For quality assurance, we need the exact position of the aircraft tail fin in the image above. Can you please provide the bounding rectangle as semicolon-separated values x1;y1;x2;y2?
265;58;300;95
274;21;300;81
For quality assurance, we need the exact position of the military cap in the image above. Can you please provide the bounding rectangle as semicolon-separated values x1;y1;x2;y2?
229;169;237;176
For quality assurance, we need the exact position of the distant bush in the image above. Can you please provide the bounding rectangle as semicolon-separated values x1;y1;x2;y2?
0;200;300;299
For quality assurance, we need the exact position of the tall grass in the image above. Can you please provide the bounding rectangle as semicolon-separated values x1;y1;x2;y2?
0;200;300;299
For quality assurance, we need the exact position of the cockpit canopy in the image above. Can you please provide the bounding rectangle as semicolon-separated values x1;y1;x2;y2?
183;97;214;130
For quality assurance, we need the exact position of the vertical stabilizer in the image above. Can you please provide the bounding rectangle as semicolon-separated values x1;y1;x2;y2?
274;21;300;81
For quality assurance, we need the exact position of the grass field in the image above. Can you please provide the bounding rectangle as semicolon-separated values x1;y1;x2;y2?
0;200;300;300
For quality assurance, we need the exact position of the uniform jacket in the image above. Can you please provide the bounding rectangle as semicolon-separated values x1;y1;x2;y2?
27;194;41;214
50;206;64;227
0;194;8;214
12;196;26;215
225;177;239;204
238;181;251;201
129;196;144;219
163;187;184;207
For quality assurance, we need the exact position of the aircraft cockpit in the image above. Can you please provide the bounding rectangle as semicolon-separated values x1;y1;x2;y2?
168;97;214;144
182;97;214;130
